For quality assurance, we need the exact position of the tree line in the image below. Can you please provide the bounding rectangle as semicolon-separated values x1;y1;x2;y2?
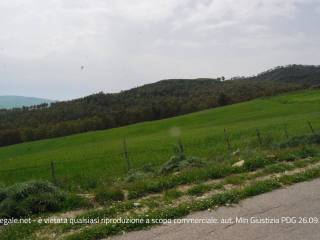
0;64;319;147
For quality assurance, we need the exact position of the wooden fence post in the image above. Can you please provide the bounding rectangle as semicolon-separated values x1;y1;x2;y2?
123;138;132;172
178;138;185;158
307;121;315;135
256;129;262;147
50;161;56;184
224;128;231;151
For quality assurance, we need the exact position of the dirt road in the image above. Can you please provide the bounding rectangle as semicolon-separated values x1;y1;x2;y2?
112;179;320;240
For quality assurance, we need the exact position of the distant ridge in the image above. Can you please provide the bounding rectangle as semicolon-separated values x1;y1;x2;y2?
0;64;320;147
0;96;53;109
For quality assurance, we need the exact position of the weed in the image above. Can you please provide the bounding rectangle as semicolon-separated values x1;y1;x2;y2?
279;167;320;185
264;163;294;174
187;184;211;196
141;197;161;209
243;156;274;171
241;179;281;197
94;187;124;205
164;189;183;200
212;183;225;190
224;174;248;185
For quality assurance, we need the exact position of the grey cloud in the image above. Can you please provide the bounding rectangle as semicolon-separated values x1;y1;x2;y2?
0;0;319;99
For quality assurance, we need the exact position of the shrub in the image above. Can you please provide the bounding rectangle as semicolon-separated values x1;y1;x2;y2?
0;188;7;202
6;181;61;201
159;143;204;174
295;146;318;158
243;156;273;171
0;181;84;218
279;134;320;148
94;187;124;205
278;146;318;161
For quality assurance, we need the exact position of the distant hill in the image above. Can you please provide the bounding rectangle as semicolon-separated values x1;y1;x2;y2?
0;64;320;147
0;96;53;109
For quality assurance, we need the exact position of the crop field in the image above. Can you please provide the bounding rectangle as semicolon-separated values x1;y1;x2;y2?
0;90;319;189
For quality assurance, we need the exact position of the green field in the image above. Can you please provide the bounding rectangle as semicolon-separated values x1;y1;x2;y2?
0;90;319;189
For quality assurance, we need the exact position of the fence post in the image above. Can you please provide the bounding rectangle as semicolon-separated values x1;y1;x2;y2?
307;121;315;135
256;129;262;147
224;128;231;151
50;161;56;184
123;138;132;172
178;138;185;158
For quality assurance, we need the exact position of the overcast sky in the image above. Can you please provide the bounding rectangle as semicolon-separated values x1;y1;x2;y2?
0;0;319;100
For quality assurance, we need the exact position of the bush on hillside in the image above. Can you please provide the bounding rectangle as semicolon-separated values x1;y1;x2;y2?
160;141;205;174
291;146;319;159
279;134;320;148
0;181;88;218
159;155;204;174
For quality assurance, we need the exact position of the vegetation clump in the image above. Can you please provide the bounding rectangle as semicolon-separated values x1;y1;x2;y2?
187;184;212;196
279;134;320;148
125;164;155;183
264;163;294;174
0;188;7;202
164;189;183;200
224;174;247;185
94;187;125;205
0;181;86;218
125;171;152;183
160;155;204;174
160;141;205;174
243;156;274;171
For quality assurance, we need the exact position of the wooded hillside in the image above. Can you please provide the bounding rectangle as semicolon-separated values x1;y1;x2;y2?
0;64;319;147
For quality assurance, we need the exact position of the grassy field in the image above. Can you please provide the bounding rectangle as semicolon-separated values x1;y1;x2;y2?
0;90;319;189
